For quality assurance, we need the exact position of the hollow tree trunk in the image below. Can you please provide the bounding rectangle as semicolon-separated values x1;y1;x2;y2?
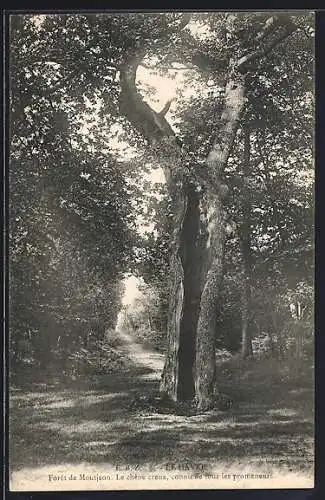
119;24;297;409
117;33;299;409
159;178;190;401
161;73;247;409
119;55;207;403
178;186;211;400
160;181;205;401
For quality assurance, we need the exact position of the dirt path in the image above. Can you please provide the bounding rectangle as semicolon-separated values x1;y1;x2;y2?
117;329;164;379
9;331;314;491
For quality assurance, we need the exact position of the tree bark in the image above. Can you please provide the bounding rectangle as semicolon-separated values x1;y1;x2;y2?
159;178;191;401
241;239;253;358
194;69;247;410
160;181;207;401
119;55;201;402
119;56;246;409
118;16;297;410
240;127;253;359
195;192;225;409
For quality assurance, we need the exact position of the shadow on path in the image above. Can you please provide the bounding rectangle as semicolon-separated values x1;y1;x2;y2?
10;330;314;481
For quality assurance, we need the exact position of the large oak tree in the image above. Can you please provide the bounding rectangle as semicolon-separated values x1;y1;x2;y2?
9;12;314;409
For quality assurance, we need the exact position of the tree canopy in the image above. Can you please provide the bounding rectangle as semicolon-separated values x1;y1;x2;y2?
9;13;314;408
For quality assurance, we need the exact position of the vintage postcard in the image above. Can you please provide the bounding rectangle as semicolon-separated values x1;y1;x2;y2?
8;10;314;491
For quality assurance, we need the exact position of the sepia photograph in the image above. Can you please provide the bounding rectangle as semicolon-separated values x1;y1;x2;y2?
8;11;314;491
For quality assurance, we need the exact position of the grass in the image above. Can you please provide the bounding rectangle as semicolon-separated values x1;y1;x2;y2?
9;340;314;490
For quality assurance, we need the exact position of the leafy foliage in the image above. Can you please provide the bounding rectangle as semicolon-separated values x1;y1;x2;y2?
9;12;314;379
10;16;138;372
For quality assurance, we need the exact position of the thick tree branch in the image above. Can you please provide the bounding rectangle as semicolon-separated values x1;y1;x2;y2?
203;15;298;190
205;66;246;183
159;98;173;117
253;15;290;43
119;55;184;190
119;55;177;140
237;20;297;73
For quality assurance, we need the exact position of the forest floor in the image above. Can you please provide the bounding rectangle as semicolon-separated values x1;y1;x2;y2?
9;329;314;491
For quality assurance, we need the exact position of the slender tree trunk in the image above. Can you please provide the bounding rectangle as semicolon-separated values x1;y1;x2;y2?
241;242;253;358
240;127;253;359
270;310;283;358
295;302;304;372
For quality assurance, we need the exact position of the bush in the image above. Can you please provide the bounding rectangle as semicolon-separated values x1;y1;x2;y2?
66;337;130;378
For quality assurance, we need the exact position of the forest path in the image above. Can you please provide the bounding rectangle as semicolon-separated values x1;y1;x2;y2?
116;328;164;379
10;332;314;491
